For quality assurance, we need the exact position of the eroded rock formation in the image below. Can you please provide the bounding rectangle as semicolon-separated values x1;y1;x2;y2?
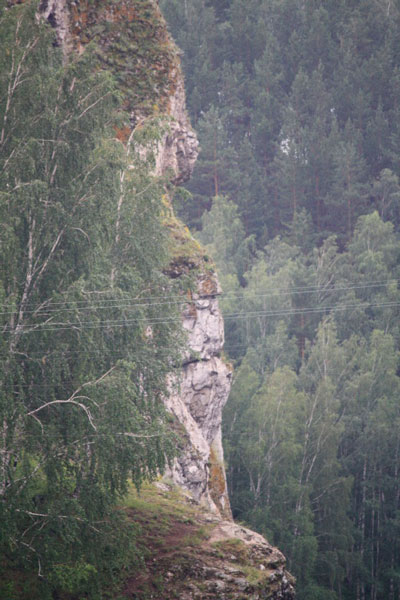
39;0;70;50
155;69;199;185
36;0;227;521
165;272;232;518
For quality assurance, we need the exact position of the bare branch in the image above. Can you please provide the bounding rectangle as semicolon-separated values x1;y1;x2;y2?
117;431;164;439
17;510;101;533
67;91;112;125
20;542;42;577
27;399;97;430
30;412;44;435
80;366;116;390
71;227;90;243
26;367;116;430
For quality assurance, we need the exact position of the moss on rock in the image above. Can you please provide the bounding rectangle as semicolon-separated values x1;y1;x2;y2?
67;0;180;115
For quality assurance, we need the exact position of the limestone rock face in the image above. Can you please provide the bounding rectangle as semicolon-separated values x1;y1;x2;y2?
165;272;232;519
34;4;294;595
155;69;199;184
39;0;70;50
35;0;222;518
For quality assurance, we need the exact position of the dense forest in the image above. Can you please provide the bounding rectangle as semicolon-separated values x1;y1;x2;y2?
160;1;400;599
0;2;185;597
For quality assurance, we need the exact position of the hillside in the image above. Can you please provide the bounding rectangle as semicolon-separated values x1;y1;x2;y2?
120;482;294;600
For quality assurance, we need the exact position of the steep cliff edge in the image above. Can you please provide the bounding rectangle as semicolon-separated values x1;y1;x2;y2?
32;1;295;597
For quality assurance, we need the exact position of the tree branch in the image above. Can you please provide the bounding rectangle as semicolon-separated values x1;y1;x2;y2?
26;367;116;430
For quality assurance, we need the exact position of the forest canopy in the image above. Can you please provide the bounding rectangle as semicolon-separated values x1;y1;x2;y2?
160;1;400;599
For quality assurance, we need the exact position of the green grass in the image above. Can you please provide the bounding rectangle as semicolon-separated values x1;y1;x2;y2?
122;481;200;522
242;564;269;586
181;525;212;547
211;537;249;562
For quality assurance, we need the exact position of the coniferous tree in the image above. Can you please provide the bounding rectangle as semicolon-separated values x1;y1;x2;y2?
160;2;400;598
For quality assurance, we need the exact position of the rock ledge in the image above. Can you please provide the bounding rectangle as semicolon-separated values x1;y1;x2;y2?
123;483;296;600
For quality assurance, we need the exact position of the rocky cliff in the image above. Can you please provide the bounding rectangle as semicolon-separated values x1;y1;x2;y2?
164;270;232;519
35;0;231;520
34;1;295;597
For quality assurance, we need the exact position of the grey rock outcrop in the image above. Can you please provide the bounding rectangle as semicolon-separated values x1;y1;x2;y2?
124;482;296;600
38;0;70;51
33;5;294;595
155;67;199;184
148;44;229;515
35;0;221;517
165;273;232;518
161;513;297;599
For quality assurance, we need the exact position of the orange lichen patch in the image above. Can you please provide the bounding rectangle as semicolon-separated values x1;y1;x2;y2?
209;450;226;498
70;0;89;33
114;124;132;143
199;274;219;297
209;446;231;519
64;0;180;116
184;301;197;320
105;2;137;23
9;0;181;121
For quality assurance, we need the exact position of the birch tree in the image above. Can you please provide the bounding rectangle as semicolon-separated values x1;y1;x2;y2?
0;2;182;593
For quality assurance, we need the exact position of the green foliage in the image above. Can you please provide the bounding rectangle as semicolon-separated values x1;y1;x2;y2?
48;562;97;595
163;0;400;241
198;196;255;280
0;2;183;597
219;213;400;599
199;171;400;599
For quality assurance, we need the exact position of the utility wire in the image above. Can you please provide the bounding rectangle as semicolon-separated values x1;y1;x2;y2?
1;299;398;335
4;339;258;361
1;278;398;314
4;298;399;389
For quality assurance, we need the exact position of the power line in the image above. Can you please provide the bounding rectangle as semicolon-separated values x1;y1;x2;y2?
1;278;398;315
3;339;254;362
224;300;400;320
3;298;399;388
1;299;398;335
